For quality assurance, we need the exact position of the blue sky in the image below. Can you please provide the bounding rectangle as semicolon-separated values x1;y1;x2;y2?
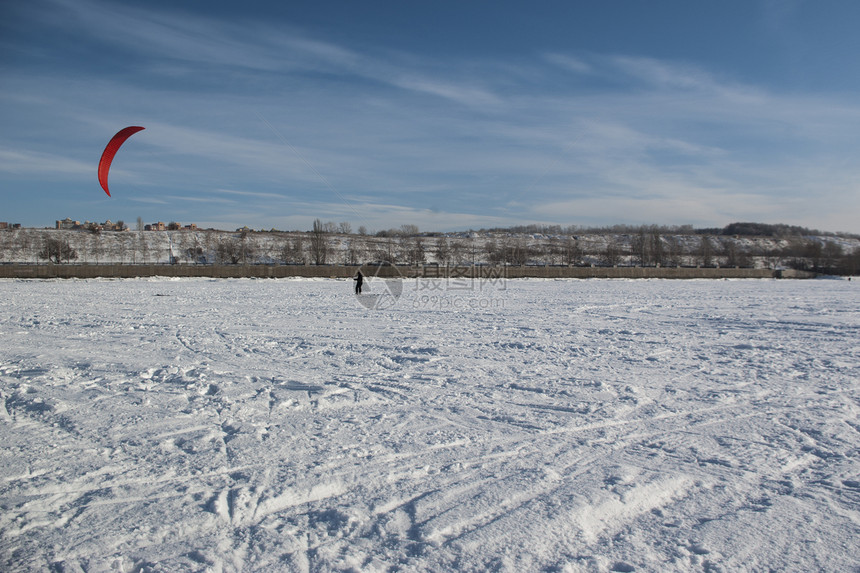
2;0;860;233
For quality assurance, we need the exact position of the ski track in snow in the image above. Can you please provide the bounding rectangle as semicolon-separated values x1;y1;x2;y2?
0;277;858;572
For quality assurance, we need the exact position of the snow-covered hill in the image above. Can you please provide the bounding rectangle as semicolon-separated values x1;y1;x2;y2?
2;227;858;270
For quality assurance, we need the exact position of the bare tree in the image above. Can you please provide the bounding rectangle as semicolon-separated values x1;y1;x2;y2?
87;232;102;263
762;244;781;270
650;227;665;266
202;231;215;264
630;226;664;266
468;236;481;265
664;235;683;267
394;236;412;264
174;232;189;263
632;229;647;266
508;237;529;266
723;240;752;268
184;246;203;264
238;230;257;264
280;235;306;264
696;236;714;267
448;239;468;265
110;231;125;263
39;237;78;264
365;237;389;263
485;238;501;265
309;219;330;265
397;236;424;265
344;238;366;266
216;236;242;264
547;237;565;265
18;229;34;263
565;236;582;266
434;237;451;265
383;235;399;264
178;232;203;264
822;241;844;272
339;222;352;235
601;239;623;267
322;221;338;234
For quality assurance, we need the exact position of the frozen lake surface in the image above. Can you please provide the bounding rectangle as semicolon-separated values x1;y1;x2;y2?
1;277;858;572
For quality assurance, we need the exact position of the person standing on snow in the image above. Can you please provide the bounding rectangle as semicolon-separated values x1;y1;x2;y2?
354;270;364;294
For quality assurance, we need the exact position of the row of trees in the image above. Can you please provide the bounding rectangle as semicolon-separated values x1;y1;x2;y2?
480;221;856;240
139;227;860;273
4;223;858;274
189;226;860;273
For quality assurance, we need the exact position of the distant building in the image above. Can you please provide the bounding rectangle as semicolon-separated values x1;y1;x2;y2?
184;223;198;231
101;220;127;232
56;218;81;230
146;222;166;231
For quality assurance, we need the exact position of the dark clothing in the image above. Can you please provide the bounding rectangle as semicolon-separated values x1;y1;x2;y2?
354;272;363;294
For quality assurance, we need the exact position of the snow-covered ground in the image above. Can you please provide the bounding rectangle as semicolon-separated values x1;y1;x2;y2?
1;277;858;572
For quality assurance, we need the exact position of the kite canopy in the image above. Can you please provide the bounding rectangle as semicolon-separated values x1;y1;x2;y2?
98;126;145;197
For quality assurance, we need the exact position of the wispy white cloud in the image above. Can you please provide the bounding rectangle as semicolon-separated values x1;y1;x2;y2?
543;53;592;75
126;196;170;205
389;76;502;108
5;0;860;232
40;0;502;110
210;188;289;200
0;148;92;176
610;55;725;91
45;0;289;72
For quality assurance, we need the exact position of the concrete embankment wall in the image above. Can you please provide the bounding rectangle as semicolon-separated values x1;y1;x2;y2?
0;264;816;280
0;264;356;279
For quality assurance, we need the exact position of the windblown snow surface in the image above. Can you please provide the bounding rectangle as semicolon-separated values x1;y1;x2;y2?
1;277;858;572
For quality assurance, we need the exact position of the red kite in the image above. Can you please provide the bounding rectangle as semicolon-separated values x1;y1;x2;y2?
98;126;145;196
